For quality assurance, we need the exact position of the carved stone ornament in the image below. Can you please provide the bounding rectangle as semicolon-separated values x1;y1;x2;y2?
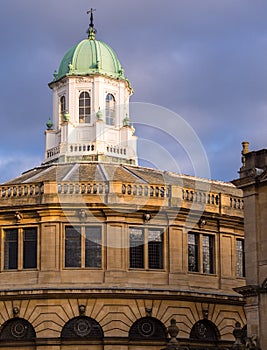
79;304;86;316
78;209;87;220
15;211;23;222
12;306;20;317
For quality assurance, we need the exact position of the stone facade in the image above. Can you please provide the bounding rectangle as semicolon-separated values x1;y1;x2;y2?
234;143;267;349
0;163;246;349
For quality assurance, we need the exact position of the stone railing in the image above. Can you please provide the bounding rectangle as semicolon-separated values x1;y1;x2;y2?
106;145;127;157
57;182;108;195
182;188;219;205
46;146;60;159
230;196;244;210
0;184;44;198
121;184;170;198
69;143;96;153
0;181;243;214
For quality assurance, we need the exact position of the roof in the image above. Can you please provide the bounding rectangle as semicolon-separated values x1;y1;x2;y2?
2;162;241;195
52;37;125;83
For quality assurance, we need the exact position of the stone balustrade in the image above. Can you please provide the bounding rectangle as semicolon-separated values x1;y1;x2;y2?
230;196;244;210
69;143;96;153
121;184;169;198
182;188;219;205
46;146;60;159
1;184;44;198
0;181;243;213
57;182;108;195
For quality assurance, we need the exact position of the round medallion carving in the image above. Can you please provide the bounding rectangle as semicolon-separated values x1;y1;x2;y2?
74;318;92;337
10;320;28;339
138;319;155;337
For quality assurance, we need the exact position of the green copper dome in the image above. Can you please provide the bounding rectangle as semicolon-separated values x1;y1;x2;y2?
53;37;125;82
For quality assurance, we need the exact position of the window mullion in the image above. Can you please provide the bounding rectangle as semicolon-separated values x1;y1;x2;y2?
199;234;203;274
0;229;3;271
81;226;85;268
144;229;148;270
18;228;23;270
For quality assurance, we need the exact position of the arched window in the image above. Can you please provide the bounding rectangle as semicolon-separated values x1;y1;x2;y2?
129;317;166;341
60;95;66;122
190;319;220;341
106;93;115;125
79;92;91;123
61;316;103;339
0;318;36;341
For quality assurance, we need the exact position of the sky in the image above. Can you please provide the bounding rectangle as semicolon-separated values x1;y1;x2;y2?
0;0;267;183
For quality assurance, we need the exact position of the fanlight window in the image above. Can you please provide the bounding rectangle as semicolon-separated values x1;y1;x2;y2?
190;319;220;341
61;316;103;339
79;92;91;123
129;317;166;340
0;318;36;341
106;93;115;125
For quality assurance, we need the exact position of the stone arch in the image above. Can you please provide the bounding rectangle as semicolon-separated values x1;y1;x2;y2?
129;316;166;341
61;316;103;339
190;319;220;341
0;317;36;341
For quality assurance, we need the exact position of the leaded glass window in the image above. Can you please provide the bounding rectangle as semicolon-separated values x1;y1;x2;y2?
190;319;219;341
60;95;66;121
129;227;164;270
65;226;102;269
23;228;37;269
202;235;214;274
61;316;103;339
79;92;91;123
188;233;199;272
148;229;163;269
129;317;166;340
4;227;37;270
130;228;144;268
4;229;18;270
65;226;81;267
236;239;245;277
85;226;102;268
0;318;36;341
106;93;115;125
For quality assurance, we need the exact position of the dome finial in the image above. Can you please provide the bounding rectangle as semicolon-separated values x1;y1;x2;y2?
87;8;96;40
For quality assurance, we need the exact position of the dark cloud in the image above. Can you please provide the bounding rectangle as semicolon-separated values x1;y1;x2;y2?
0;0;267;182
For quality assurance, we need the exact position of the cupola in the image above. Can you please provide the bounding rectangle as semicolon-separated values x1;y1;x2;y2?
44;9;137;166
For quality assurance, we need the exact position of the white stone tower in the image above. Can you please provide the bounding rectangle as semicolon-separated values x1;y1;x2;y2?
44;9;137;165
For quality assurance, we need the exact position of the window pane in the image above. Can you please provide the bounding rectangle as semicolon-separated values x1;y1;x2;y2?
79;92;91;123
23;228;37;269
188;233;199;272
65;226;81;267
203;235;214;274
4;229;18;270
148;229;163;269
236;239;245;277
130;228;144;269
85;226;102;268
60;96;66;113
106;94;115;125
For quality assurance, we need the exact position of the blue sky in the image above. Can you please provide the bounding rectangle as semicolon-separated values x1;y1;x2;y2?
0;0;267;182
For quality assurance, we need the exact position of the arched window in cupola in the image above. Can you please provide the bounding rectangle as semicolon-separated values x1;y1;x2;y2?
79;91;91;123
59;95;66;122
106;93;115;125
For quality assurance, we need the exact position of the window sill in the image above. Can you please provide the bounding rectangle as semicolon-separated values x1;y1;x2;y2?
188;271;217;277
63;267;103;270
129;268;166;272
2;268;38;272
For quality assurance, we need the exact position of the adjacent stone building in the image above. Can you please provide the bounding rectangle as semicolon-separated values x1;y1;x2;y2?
234;142;267;350
0;12;246;350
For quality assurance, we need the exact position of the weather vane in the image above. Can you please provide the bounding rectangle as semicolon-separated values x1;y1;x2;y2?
87;8;96;39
